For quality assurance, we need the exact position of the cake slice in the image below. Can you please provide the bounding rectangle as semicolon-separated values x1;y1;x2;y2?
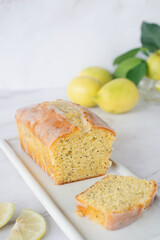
76;175;157;230
15;99;115;184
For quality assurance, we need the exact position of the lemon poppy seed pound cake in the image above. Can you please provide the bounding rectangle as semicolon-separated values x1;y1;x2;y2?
15;99;116;184
76;175;157;230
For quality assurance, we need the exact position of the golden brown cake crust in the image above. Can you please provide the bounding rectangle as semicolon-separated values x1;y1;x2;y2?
15;100;115;149
15;102;78;147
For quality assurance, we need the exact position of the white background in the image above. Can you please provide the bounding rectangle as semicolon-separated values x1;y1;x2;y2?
0;0;160;89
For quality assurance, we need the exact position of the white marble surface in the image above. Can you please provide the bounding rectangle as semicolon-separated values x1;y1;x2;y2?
0;0;160;89
0;88;160;239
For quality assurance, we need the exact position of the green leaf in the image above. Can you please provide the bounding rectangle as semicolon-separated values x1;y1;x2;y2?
140;47;150;57
113;47;150;65
113;48;140;65
127;61;147;85
114;57;142;78
141;22;160;53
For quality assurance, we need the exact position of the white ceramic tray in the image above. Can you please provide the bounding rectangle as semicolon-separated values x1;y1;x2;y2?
0;138;160;240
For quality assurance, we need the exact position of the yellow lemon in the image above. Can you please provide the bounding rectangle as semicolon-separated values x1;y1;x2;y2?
79;67;112;85
0;203;15;228
147;50;160;80
67;76;102;107
8;209;46;240
94;78;139;114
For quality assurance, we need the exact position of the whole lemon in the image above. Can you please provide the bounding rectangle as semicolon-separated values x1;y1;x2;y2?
67;76;102;107
94;78;139;114
79;67;112;85
147;50;160;80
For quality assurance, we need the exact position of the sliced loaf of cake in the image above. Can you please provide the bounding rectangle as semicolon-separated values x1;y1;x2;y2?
15;99;115;184
76;175;157;230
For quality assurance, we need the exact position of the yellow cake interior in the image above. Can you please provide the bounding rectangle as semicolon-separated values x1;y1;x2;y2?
51;101;114;184
77;175;156;212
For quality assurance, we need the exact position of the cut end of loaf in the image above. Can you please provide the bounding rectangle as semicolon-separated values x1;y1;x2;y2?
52;128;114;184
50;100;115;184
76;175;157;230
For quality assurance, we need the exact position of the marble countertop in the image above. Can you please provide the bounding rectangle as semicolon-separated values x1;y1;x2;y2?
0;88;160;240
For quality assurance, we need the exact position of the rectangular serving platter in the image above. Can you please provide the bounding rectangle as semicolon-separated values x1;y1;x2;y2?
0;138;160;240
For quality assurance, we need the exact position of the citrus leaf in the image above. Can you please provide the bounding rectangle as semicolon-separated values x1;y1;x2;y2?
140;47;150;56
114;57;142;78
127;61;147;85
113;48;140;65
141;22;160;53
113;47;150;65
